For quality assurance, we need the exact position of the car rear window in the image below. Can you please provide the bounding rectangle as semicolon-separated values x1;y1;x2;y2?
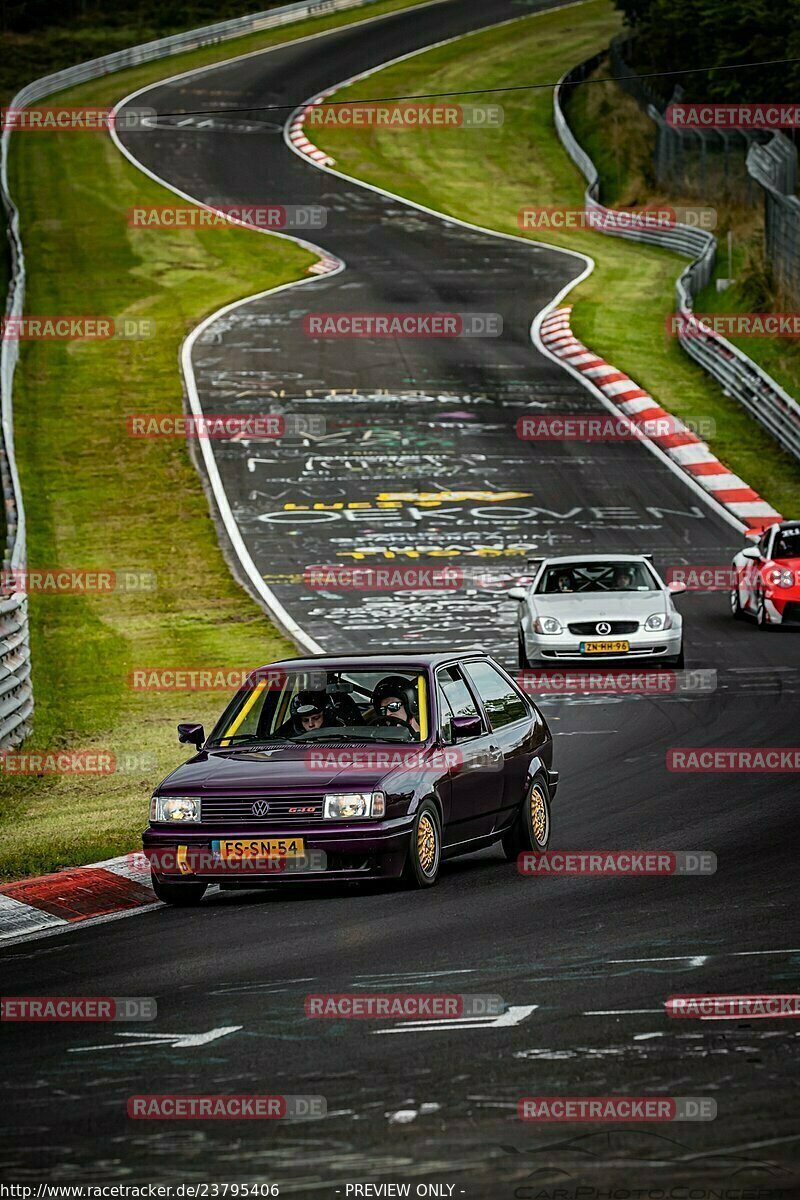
436;666;480;741
463;661;527;729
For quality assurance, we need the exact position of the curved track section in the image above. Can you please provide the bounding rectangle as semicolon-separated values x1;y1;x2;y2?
113;0;766;665
2;2;799;1193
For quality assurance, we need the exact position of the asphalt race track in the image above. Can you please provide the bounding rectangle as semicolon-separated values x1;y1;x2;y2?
2;0;800;1195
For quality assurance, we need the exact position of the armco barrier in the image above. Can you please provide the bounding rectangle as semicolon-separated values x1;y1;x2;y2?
0;0;387;748
553;54;800;466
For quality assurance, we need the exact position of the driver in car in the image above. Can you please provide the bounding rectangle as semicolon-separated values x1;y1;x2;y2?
371;676;420;736
613;565;636;590
277;691;343;736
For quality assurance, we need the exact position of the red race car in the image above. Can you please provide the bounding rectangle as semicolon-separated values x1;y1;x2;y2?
730;520;800;627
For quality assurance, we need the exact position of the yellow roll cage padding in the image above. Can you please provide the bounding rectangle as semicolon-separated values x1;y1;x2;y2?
416;674;428;741
221;677;267;746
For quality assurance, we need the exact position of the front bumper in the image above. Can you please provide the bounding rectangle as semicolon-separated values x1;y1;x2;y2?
143;816;415;883
523;628;682;662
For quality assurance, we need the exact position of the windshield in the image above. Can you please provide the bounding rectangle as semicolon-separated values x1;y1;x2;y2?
536;561;659;594
207;667;428;747
773;527;800;559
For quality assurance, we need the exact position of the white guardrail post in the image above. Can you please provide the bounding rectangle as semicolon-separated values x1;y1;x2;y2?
552;54;800;466
0;0;383;747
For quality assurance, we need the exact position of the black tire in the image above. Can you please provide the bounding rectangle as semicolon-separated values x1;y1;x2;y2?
665;646;685;668
502;774;551;861
402;800;442;888
151;871;208;906
518;629;530;670
755;591;770;630
730;581;744;620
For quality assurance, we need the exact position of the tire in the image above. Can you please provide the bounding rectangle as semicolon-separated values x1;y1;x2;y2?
502;774;551;861
518;629;530;670
665;646;685;668
151;871;208;906
730;581;744;620
403;800;442;888
755;591;770;629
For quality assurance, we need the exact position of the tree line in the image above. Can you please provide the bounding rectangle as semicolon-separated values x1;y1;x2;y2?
614;0;800;103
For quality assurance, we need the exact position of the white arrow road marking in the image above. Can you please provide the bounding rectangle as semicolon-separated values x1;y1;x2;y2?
373;1005;537;1034
69;1026;242;1052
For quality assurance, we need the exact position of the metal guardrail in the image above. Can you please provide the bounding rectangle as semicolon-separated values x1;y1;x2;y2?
553;54;800;466
0;0;384;748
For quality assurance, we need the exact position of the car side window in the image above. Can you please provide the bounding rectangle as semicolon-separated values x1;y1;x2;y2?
758;529;772;557
463;660;528;730
436;666;481;742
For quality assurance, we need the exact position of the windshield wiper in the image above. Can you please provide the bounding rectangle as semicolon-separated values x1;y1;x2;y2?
208;735;296;748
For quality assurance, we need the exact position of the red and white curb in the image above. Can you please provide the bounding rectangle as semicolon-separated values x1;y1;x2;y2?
288;90;337;168
286;92;342;277
0;852;157;941
539;307;783;533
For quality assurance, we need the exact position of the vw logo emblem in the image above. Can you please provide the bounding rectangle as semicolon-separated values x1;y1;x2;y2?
596;621;611;636
251;800;270;817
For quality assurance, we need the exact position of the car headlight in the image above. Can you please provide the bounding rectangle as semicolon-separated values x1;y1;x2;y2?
768;568;795;588
532;616;563;635
323;791;386;820
150;794;200;823
645;612;672;631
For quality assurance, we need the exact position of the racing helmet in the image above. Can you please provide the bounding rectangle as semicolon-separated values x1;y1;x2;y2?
371;675;419;720
290;690;327;728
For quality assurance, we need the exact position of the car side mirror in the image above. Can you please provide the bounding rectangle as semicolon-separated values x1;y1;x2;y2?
451;715;482;740
507;587;527;601
667;580;687;595
741;546;761;561
177;722;205;749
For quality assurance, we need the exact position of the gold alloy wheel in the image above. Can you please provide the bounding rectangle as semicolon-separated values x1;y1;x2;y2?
530;784;548;846
417;812;438;874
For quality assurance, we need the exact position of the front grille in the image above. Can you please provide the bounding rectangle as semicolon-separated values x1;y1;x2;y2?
567;620;640;635
199;795;324;823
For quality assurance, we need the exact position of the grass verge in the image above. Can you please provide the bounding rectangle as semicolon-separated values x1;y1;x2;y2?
0;0;435;880
313;0;800;516
567;61;800;406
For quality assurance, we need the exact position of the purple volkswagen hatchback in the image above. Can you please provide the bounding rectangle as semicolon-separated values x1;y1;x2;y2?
144;651;557;905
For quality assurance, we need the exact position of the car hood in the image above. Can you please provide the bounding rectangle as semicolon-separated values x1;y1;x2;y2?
157;742;424;795
529;590;666;619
